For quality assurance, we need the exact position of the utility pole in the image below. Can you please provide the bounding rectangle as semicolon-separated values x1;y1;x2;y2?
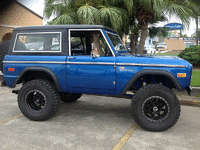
196;16;199;45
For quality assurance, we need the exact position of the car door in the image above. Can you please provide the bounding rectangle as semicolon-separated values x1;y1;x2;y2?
66;29;116;90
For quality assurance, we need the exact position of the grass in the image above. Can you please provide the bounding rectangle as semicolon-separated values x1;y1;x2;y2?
195;94;200;98
153;52;179;56
191;70;200;87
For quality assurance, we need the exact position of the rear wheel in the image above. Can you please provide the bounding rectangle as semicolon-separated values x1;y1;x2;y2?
131;84;180;132
61;93;82;103
18;79;61;121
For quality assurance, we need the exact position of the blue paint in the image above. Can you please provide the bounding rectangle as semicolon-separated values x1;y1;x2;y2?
3;28;193;96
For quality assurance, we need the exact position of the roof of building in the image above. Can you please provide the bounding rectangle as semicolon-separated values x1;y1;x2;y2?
13;25;116;33
15;1;43;20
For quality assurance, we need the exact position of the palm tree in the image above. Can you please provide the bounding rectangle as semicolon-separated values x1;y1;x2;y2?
188;0;200;45
44;0;128;36
44;0;198;54
123;0;196;54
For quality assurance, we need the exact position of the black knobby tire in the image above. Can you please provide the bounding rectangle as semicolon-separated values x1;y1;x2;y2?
0;40;10;73
61;93;83;102
131;84;180;132
18;79;61;121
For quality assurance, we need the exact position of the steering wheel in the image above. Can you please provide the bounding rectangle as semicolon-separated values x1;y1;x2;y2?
71;43;83;49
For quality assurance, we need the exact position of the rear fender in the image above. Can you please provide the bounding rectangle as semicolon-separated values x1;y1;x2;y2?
12;66;62;92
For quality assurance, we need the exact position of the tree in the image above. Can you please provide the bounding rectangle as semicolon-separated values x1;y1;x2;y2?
44;0;129;36
181;34;188;38
44;0;197;54
148;27;168;39
192;29;200;38
124;0;197;54
188;0;200;45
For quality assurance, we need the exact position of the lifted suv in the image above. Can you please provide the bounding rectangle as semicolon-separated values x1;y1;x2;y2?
3;25;193;131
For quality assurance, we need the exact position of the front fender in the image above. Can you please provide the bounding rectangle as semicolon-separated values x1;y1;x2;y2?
119;69;183;96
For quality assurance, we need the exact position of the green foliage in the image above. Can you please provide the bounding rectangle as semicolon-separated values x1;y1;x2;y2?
179;45;200;66
44;0;128;36
192;30;200;38
153;53;179;56
148;27;168;38
191;70;200;87
77;4;100;24
181;34;188;37
44;0;199;54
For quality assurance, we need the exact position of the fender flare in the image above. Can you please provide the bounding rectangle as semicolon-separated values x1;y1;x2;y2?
119;69;183;96
11;66;62;92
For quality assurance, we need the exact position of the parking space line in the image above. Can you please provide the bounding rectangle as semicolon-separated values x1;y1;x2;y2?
0;114;23;125
112;123;138;150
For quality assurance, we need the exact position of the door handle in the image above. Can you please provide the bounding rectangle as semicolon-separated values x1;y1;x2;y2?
68;57;76;60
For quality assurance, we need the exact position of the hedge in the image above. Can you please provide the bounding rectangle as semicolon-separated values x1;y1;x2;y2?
179;45;200;67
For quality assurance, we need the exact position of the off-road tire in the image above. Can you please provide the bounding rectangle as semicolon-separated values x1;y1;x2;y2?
0;40;10;73
61;93;82;102
131;84;180;132
18;79;61;121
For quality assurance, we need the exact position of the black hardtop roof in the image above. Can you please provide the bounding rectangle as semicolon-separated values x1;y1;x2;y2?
14;25;116;33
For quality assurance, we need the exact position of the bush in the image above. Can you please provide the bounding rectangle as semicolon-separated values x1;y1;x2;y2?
179;45;200;67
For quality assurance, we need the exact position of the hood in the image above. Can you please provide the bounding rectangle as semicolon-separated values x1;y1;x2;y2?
116;54;190;67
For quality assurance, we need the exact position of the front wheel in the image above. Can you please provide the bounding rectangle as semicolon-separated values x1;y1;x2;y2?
18;79;61;121
131;84;180;132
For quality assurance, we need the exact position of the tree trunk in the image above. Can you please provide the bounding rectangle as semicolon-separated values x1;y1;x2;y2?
196;15;199;45
130;33;139;54
137;21;148;54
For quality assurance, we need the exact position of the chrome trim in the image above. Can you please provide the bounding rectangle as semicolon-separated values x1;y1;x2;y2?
3;61;66;64
66;62;115;65
68;29;115;57
116;63;187;68
3;61;114;65
13;32;62;53
3;61;186;67
106;31;126;51
68;30;71;56
100;30;115;56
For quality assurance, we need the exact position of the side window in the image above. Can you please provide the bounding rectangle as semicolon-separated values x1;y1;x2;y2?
71;37;86;55
70;31;112;56
14;33;61;52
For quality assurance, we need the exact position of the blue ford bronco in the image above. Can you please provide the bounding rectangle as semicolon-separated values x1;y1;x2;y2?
2;25;193;131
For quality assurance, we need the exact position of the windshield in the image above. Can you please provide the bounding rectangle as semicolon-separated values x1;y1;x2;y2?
107;32;127;52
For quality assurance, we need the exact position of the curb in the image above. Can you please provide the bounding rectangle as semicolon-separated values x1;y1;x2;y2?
93;94;200;107
179;100;200;107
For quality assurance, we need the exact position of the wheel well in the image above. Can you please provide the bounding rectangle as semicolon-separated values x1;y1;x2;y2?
128;74;175;91
17;71;54;84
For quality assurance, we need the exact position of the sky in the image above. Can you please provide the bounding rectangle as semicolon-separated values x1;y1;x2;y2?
17;0;199;37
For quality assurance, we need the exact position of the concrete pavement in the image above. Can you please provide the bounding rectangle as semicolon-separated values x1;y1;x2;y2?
0;85;200;150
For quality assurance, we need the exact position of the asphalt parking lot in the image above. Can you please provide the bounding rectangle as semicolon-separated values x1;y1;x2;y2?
0;85;200;150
